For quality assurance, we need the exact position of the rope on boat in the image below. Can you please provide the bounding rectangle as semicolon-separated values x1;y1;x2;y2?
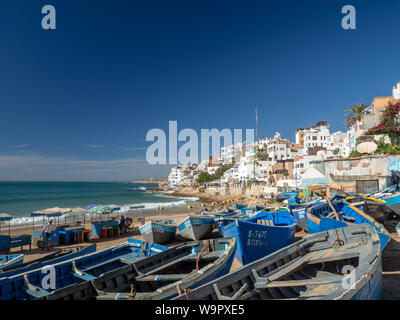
176;285;192;300
333;238;345;249
196;241;211;271
141;248;153;257
139;242;153;257
334;235;368;251
129;284;136;299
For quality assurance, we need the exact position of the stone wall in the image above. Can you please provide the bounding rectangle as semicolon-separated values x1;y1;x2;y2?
324;155;400;190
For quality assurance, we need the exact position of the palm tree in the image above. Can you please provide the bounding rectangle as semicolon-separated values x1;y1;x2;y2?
344;104;368;128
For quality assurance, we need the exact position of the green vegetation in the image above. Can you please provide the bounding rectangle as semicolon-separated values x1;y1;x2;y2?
344;103;368;128
375;138;400;155
348;150;362;158
195;165;232;184
366;102;400;145
195;172;213;184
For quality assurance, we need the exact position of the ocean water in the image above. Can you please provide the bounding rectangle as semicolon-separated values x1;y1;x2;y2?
0;182;198;226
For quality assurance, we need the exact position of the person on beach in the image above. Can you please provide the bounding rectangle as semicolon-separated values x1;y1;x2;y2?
41;219;55;251
119;215;126;234
391;170;400;190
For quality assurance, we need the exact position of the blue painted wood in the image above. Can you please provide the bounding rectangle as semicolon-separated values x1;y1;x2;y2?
90;220;118;237
139;219;177;244
306;200;390;250
0;245;96;278
92;237;237;300
177;217;214;241
172;224;382;300
384;193;400;215
0;254;23;271
57;226;85;245
217;210;297;265
0;234;31;253
0;239;167;300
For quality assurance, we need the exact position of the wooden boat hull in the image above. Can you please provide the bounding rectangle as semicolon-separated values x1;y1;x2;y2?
173;224;382;300
291;207;308;231
0;245;96;278
0;254;24;271
346;197;391;222
0;239;167;300
217;211;297;265
385;193;400;216
177;217;214;241
45;237;236;300
306;201;390;251
139;221;177;244
396;223;400;237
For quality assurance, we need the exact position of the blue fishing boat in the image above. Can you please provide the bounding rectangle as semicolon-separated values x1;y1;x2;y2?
345;196;391;222
139;219;177;244
173;224;382;300
0;239;167;300
288;198;325;231
275;191;299;202
201;208;237;218
0;254;23;271
306;200;390;250
177;216;214;241
383;192;400;217
45;237;237;300
233;204;264;215
287;197;324;211
0;245;96;278
216;210;297;265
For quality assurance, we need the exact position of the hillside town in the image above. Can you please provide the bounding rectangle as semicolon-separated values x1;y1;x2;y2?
168;81;400;197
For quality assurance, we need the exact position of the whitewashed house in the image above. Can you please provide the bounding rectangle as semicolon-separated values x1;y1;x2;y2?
303;121;330;154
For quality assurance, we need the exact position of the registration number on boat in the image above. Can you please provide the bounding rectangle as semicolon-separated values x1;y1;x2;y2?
246;230;267;247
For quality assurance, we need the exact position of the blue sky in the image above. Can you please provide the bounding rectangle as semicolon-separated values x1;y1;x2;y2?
0;0;399;181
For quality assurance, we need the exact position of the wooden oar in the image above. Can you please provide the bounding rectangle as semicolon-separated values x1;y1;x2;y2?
262;277;343;288
324;196;340;221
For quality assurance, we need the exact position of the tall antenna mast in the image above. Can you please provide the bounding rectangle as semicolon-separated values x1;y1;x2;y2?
253;104;258;181
255;104;258;140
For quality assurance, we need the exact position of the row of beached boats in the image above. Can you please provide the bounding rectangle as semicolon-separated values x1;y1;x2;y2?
1;184;399;300
0;223;383;300
139;216;215;244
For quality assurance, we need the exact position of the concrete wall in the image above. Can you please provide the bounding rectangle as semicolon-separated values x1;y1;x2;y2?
324;155;400;190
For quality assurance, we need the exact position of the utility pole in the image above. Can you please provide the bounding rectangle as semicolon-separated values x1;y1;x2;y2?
255;104;258;141
253;104;258;182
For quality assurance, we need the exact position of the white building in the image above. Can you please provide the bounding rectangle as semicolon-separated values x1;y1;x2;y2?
266;132;295;161
393;81;400;100
221;167;240;184
325;131;347;156
300;167;326;189
207;165;220;175
168;166;184;186
237;150;257;182
293;155;321;181
303;121;330;153
220;143;243;165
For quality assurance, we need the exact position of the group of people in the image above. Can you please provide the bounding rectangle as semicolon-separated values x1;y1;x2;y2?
40;215;134;251
118;215;133;234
